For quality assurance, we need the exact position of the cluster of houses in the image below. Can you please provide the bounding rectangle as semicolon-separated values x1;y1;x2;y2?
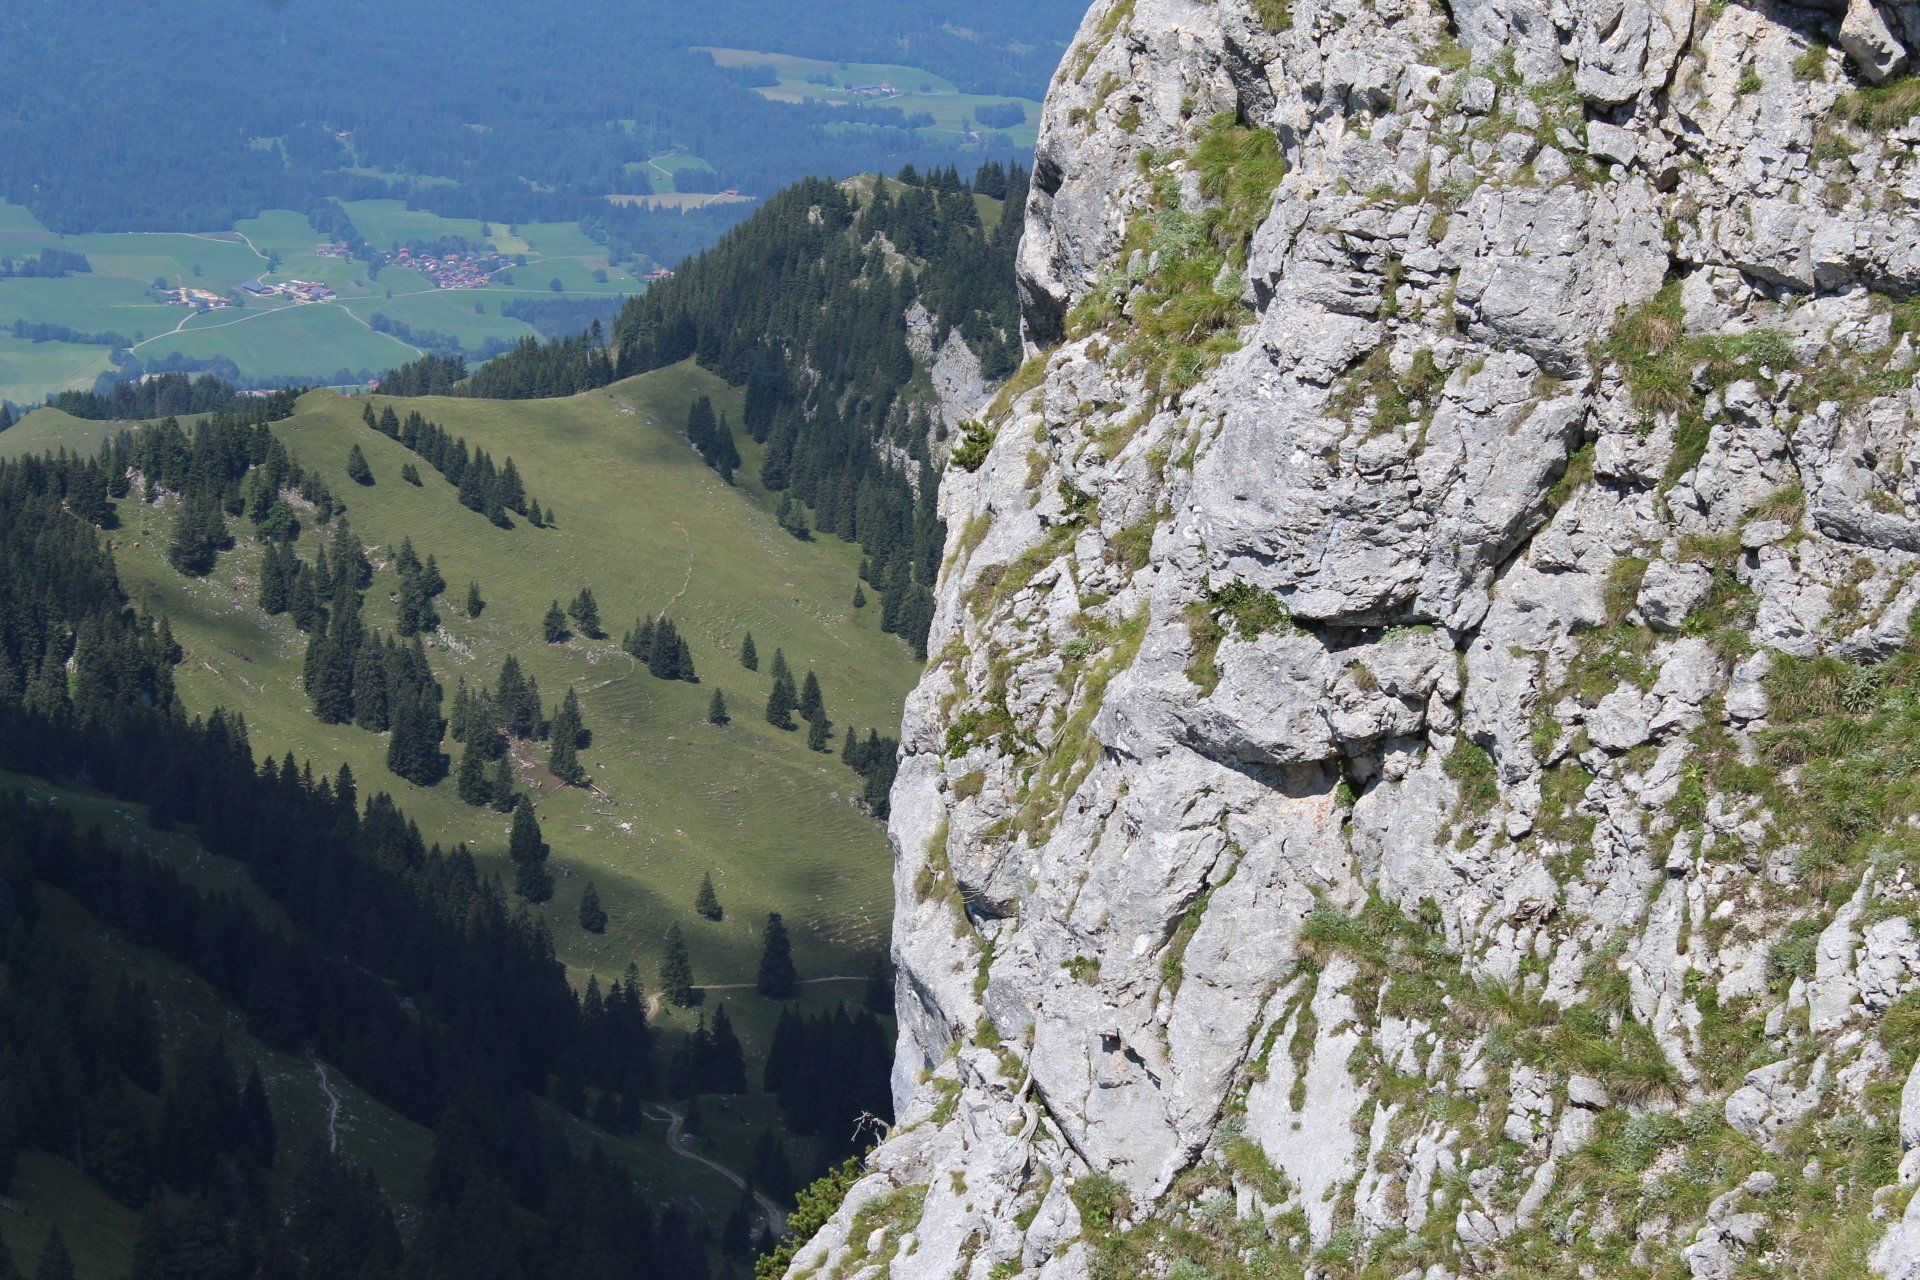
309;241;512;289
388;245;512;289
241;278;338;303
641;267;675;283
848;82;898;97
160;287;236;310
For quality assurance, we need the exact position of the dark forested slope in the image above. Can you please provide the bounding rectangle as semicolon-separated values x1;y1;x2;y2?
395;162;1028;658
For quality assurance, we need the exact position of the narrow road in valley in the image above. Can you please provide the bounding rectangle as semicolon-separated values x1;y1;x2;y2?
644;1103;786;1234
313;1058;343;1153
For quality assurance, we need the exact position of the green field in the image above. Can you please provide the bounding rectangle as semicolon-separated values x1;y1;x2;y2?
138;300;423;383
0;200;648;407
700;47;1042;147
622;148;721;194
78;361;917;999
0;405;174;461
0;335;115;403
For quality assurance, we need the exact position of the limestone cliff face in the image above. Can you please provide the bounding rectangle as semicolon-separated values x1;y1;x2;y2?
789;0;1920;1277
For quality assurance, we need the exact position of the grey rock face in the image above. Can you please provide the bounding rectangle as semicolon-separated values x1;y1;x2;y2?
789;0;1920;1276
1637;560;1715;632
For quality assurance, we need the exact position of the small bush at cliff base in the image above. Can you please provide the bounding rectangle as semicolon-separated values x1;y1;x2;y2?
754;1158;863;1280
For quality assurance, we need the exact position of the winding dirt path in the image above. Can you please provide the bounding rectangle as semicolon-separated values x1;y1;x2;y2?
313;1058;343;1153
664;521;695;611
645;1103;786;1234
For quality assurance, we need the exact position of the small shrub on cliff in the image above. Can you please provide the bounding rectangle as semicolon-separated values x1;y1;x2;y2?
951;419;995;472
754;1158;864;1280
1443;739;1500;813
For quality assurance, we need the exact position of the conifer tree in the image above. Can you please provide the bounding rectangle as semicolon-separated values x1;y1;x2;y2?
450;677;471;741
695;870;723;921
239;1065;276;1168
488;755;515;810
799;671;824;723
765;649;797;729
660;924;696;1008
647;617;678;679
508;797;552;901
864;953;892;1015
852;583;867;609
623;616;653;660
498;457;527;512
542;600;569;643
722;1190;756;1260
258;544;290;614
765;673;795;729
757;912;797;999
578;881;607;933
457;734;492;806
807;715;831;753
749;1128;792;1200
548;720;584;784
311;603;359;725
568;587;602;638
346;443;373;485
708;1003;748;1092
466;582;484;617
703;688;727;725
33;1229;72;1280
740;632;758;670
495;655;533;736
385;687;447;786
556;686;586;745
351;635;388;730
167;492;228;576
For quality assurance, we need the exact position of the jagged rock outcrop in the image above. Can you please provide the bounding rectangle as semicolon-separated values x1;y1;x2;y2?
789;0;1920;1277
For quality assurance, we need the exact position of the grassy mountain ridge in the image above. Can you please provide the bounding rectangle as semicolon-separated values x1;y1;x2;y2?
96;365;919;993
0;359;918;1275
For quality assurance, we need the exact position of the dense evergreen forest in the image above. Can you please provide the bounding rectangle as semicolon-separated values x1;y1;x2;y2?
49;374;304;423
0;0;1079;241
0;384;897;1273
382;162;1029;659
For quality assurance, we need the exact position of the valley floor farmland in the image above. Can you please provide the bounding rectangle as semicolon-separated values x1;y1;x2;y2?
0;200;646;407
